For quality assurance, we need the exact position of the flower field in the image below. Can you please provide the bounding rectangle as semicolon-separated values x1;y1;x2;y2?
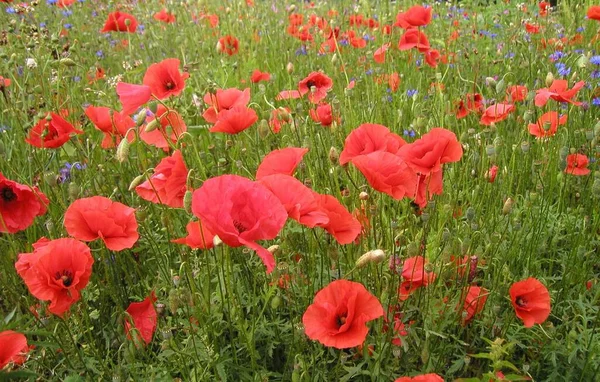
0;0;599;380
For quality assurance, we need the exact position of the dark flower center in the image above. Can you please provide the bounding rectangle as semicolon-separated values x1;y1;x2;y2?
55;270;74;287
165;81;175;90
516;297;527;307
306;80;316;89
1;186;16;202
336;314;347;328
233;219;247;233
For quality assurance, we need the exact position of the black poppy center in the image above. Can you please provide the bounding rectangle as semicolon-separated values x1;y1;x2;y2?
56;270;74;287
306;80;316;89
1;186;16;202
516;297;527;307
165;81;175;90
336;314;347;328
233;220;247;233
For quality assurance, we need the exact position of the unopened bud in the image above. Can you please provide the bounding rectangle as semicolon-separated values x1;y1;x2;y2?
258;119;270;138
68;182;80;199
502;197;514;215
359;191;369;200
267;245;281;256
329;146;339;164
135;109;147;127
213;235;223;247
144;118;160;133
183;190;193;213
116;138;130;163
545;72;554;87
356;249;386;268
128;174;146;191
286;62;294;74
485;77;497;87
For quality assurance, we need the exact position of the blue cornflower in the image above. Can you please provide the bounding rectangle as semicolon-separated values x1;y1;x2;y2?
73;76;81;82
592;98;600;106
549;51;565;61
47;0;57;4
40;22;47;28
591;70;600;79
64;23;73;29
62;10;72;17
59;162;86;184
555;62;570;76
406;89;418;98
577;26;585;32
590;55;600;65
295;46;307;55
6;7;16;14
0;125;10;133
96;50;104;58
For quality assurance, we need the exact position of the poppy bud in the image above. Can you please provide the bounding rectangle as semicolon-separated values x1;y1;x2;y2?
485;77;497;87
136;208;148;222
406;242;419;257
288;4;296;13
116;138;130;163
286;62;294;74
59;58;77;67
523;110;534;123
168;288;179;313
485;145;496;157
68;182;80;199
44;171;58;187
258;119;270;138
465;207;475;221
271;295;282;310
521;141;530;153
495;78;505;94
0;140;4;156
359;191;369;200
144;118;160;133
213;235;223;247
135;109;147;128
356;249;386;268
328;146;339;164
545;72;554;87
156;303;165;316
331;53;338;64
172;275;180;287
267;245;281;257
128;174;145;191
502;197;514;215
183;190;193;213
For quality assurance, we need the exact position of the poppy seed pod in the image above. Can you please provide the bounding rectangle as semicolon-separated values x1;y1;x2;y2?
258;119;270;138
116;138;130;163
183;190;193;213
329;146;339;164
128;174;146;191
545;72;554;87
502;197;514;215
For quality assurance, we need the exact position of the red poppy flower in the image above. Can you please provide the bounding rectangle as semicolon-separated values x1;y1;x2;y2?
565;154;590;176
289;13;303;26
209;106;258;134
250;69;271;83
298;72;333;104
275;89;302;100
135;150;188;208
509;278;551;328
587;5;600;21
16;237;94;316
413;170;444;208
479;103;515;125
528;111;567;138
302;280;384;349
202;88;251;124
101;11;138;33
539;1;551;16
351;151;418;200
389;72;401;92
191;175;287;273
456;93;484;119
64;196;139;251
395;374;444;382
258;174;329;228
314;193;362;245
143;58;189;100
395;5;432;29
125;292;157;346
25;112;83;149
398;29;430;52
0;76;11;88
309;103;338;127
269;107;291;133
340;123;406;165
154;9;176;24
424;49;441;68
507;85;528;102
172;220;215;249
461;286;488;325
525;22;541;34
85;106;135;149
218;35;239;56
140;105;187;150
373;43;391;64
398;128;463;175
534;80;585;107
399;256;436;300
256;147;309;180
0;331;30;370
56;0;75;6
116;82;152;115
0;173;49;234
486;165;499;183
